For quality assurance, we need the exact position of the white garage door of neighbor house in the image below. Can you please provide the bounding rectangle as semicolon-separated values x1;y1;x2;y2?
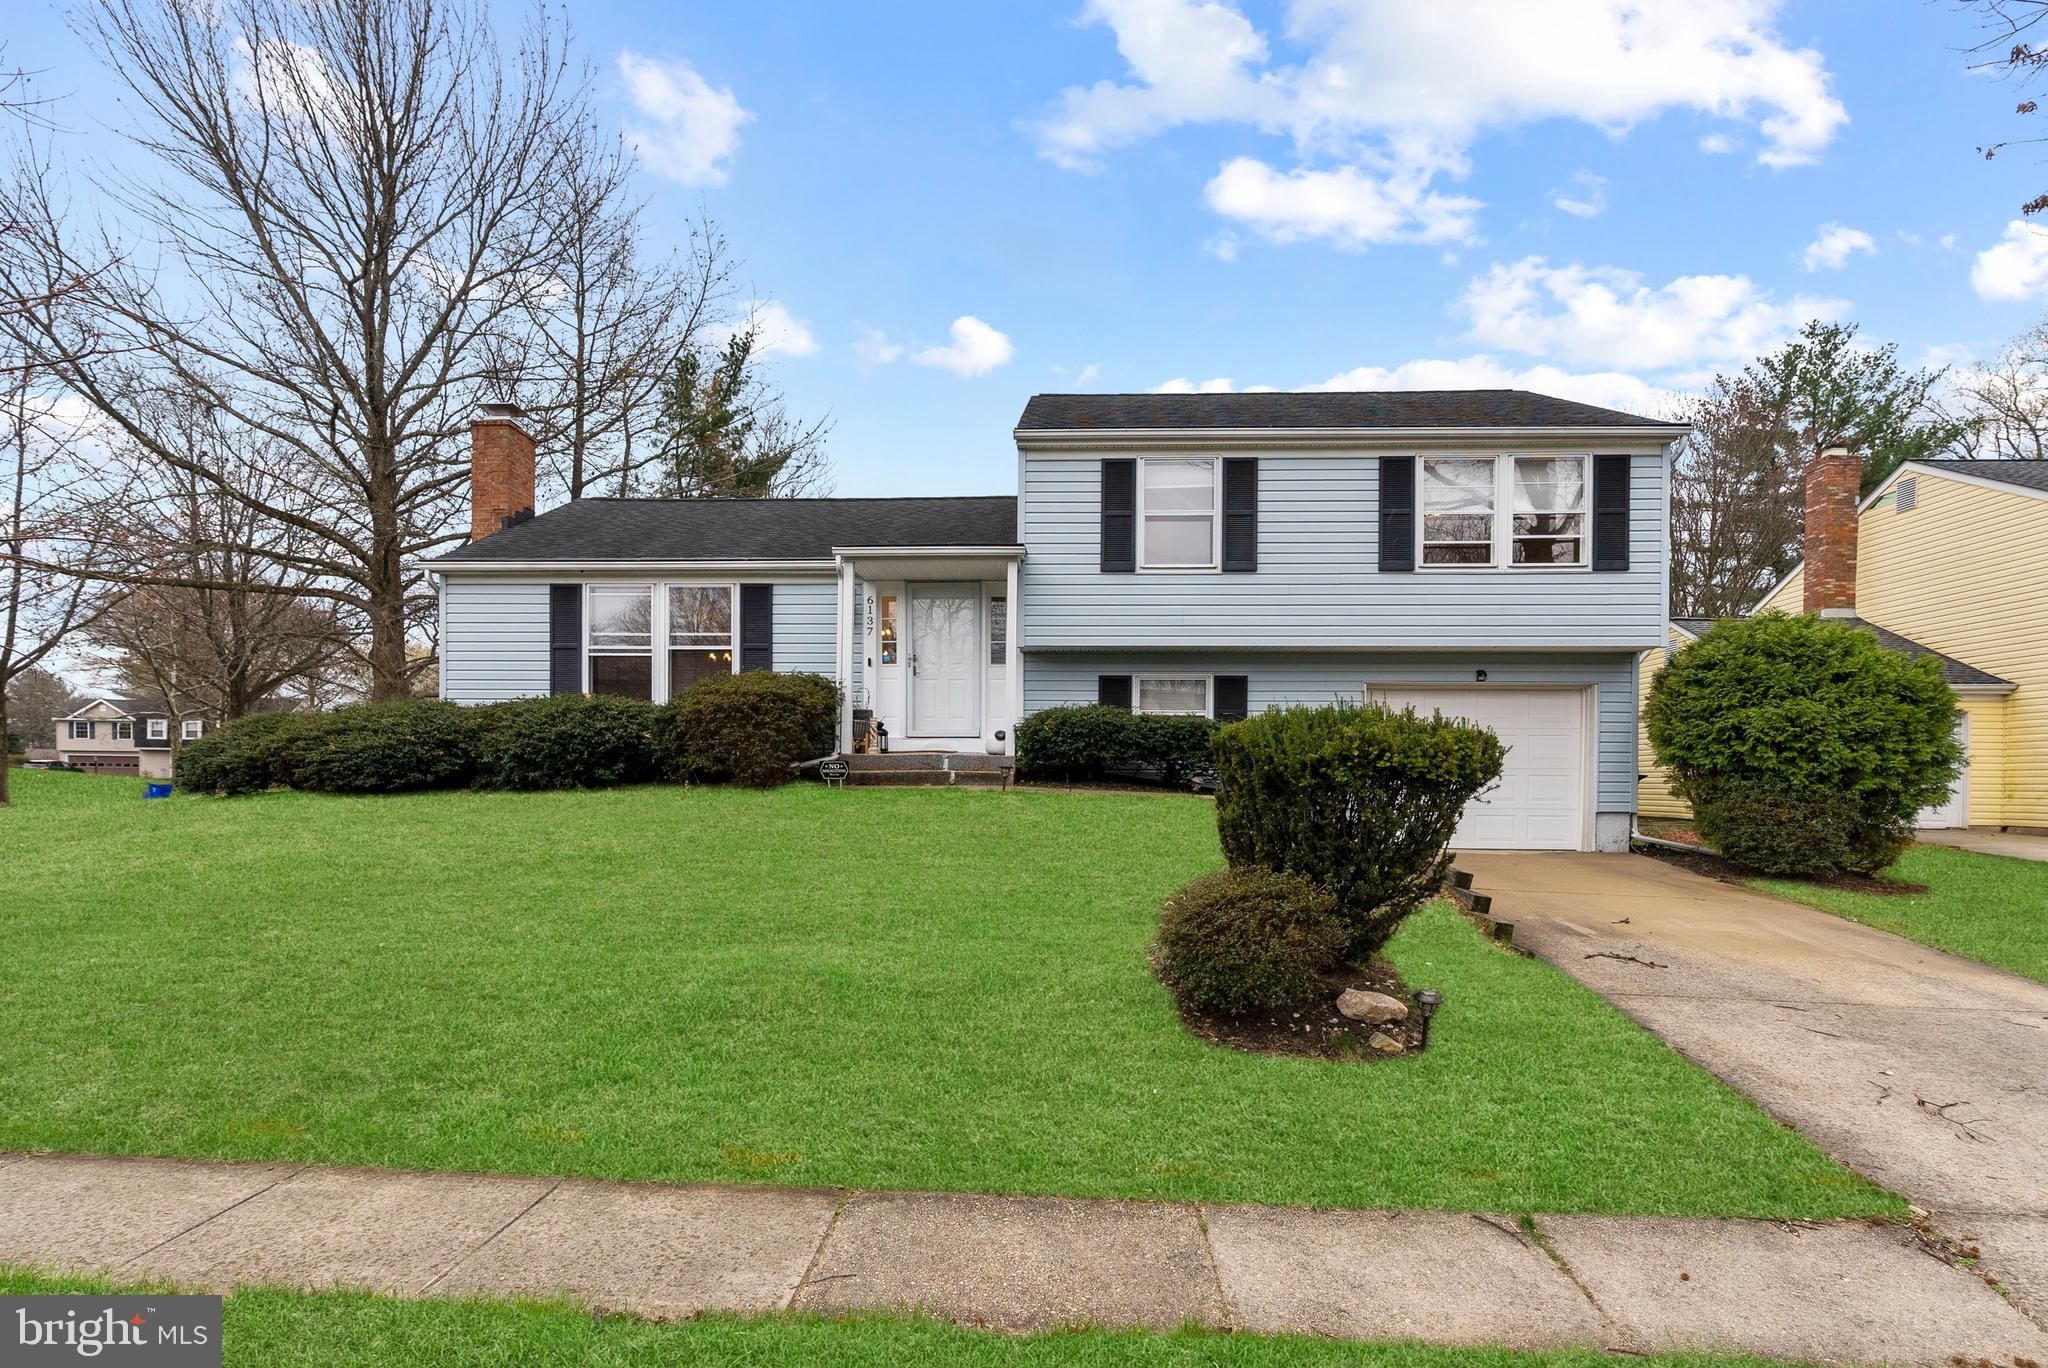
1370;687;1589;851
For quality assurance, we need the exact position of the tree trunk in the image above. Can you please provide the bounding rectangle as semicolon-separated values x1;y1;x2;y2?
0;695;13;807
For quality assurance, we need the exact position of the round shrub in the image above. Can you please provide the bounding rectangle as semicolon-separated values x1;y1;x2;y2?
268;700;480;794
1155;868;1348;1016
172;711;299;796
659;671;839;787
1015;704;1219;788
1644;614;1962;876
1211;702;1505;957
472;694;661;790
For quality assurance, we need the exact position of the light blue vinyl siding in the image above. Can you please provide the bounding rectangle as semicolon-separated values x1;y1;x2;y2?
1018;452;1669;650
1023;649;1642;813
771;579;838;676
440;580;550;703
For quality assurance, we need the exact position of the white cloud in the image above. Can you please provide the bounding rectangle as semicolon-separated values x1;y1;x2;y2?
1972;220;2048;301
1310;355;1682;417
1459;255;1839;376
911;317;1015;378
1800;222;1876;272
1207;232;1241;261
852;326;905;366
1698;132;1740;154
1204;155;1482;248
1154;376;1239;393
1035;0;1847;243
1548;170;1608;219
617;51;752;187
703;301;816;358
1074;362;1104;385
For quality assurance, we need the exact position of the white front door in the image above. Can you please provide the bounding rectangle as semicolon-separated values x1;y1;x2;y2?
1918;713;1971;829
1370;686;1590;851
909;582;980;738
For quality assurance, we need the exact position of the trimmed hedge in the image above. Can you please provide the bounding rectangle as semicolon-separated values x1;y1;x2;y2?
473;694;662;791
1212;702;1505;956
1015;705;1220;788
659;671;839;787
1645;614;1963;877
172;711;299;796
1155;868;1347;1016
268;700;480;795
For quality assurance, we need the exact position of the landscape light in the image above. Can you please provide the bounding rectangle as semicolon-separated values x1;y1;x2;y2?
1415;988;1443;1049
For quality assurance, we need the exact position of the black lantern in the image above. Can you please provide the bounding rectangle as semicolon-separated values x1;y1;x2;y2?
876;721;889;754
1414;988;1443;1048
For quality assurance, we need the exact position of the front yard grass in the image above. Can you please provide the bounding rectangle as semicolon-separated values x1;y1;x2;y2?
1755;843;2048;986
0;1267;1798;1368
0;768;1892;1218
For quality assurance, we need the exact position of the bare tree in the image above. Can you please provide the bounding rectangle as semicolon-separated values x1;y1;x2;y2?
1943;322;2048;459
1668;376;1806;619
0;0;591;700
0;343;127;805
512;135;735;500
1961;0;2048;214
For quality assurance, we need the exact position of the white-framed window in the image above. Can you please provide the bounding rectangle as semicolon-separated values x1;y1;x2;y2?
587;583;654;700
1420;454;1588;569
68;719;92;741
1135;674;1211;717
181;719;203;741
147;718;168;740
989;597;1007;667
1138;457;1219;570
878;593;899;665
113;721;133;741
667;583;736;697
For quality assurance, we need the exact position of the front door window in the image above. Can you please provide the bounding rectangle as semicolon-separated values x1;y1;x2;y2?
908;583;980;737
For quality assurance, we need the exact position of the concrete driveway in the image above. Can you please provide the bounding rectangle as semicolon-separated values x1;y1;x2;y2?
1458;852;2048;1322
1918;829;2048;862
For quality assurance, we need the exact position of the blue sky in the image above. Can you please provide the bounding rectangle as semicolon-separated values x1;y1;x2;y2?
17;1;2048;498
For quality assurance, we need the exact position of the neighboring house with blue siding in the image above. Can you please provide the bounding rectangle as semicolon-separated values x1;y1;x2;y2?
428;391;1686;851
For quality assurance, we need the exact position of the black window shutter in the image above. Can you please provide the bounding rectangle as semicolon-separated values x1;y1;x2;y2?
1097;674;1132;710
740;583;774;671
1214;675;1249;722
1378;456;1415;572
1592;455;1630;572
548;585;582;694
1221;459;1258;572
1100;459;1136;573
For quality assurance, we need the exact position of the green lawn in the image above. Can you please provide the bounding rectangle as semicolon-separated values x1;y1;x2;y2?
0;768;1892;1217
0;1267;1802;1368
1754;843;2048;986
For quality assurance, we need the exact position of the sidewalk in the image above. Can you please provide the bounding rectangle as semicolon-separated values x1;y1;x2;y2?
3;1152;2046;1364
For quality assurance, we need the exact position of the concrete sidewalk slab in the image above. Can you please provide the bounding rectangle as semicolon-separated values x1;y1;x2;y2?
431;1178;839;1317
1947;1214;2048;1323
1543;1216;2048;1365
126;1167;556;1296
1919;830;2048;862
0;1155;300;1271
792;1191;1222;1332
1204;1205;1616;1350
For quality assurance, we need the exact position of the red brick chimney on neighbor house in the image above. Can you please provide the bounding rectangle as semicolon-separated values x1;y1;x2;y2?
470;403;535;543
1803;444;1860;618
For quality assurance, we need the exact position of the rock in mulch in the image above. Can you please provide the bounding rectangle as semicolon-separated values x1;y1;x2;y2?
1368;1032;1405;1054
1336;989;1408;1024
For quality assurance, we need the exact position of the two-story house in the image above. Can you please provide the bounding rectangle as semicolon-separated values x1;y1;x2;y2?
429;393;1686;851
55;698;213;777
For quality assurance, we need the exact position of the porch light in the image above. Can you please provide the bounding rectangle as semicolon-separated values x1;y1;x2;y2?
1415;988;1443;1049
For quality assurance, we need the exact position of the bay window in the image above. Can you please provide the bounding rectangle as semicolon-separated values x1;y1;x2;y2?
1139;458;1218;569
1420;455;1588;568
668;584;736;695
587;584;653;699
1136;675;1210;717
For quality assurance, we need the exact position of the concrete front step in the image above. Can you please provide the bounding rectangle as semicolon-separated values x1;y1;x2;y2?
844;767;1010;789
845;752;1011;773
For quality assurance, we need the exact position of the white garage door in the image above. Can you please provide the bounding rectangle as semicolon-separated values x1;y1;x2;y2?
1370;686;1590;851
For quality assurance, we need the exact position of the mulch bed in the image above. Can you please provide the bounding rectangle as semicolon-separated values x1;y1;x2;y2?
1636;838;1927;896
1167;955;1430;1062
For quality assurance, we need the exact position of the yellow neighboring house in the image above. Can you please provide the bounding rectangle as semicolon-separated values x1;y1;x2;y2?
1641;457;2045;831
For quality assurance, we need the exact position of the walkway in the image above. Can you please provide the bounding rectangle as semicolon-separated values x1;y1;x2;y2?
2;1151;2045;1363
1460;851;2048;1332
1918;829;2048;861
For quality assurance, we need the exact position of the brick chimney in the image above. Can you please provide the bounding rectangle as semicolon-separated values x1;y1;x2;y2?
470;403;535;543
1803;444;1860;618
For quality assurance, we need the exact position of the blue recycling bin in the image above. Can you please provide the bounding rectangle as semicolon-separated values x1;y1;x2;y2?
144;783;174;799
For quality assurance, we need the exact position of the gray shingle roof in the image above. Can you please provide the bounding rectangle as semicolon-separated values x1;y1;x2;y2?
1915;459;2048;494
1016;390;1679;432
1670;616;2011;689
431;496;1020;565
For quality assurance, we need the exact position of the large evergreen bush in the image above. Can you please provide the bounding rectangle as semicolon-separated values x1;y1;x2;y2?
1211;702;1504;956
172;711;299;796
1155;868;1347;1016
1015;705;1219;787
472;694;662;791
659;671;839;787
1645;614;1962;877
267;700;481;794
